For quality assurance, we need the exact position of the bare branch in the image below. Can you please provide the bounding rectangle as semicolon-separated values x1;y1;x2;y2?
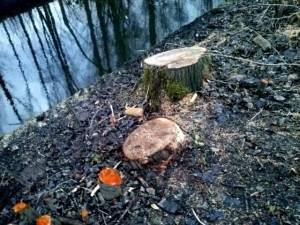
206;51;300;67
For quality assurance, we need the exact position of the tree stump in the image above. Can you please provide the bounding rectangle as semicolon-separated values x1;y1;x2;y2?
143;46;211;110
123;118;186;164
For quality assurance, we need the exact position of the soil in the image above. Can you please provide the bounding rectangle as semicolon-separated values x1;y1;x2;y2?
0;1;299;224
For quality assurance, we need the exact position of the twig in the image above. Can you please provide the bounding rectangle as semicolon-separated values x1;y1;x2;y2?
115;204;131;224
88;104;105;134
145;84;150;100
267;11;300;20
191;208;207;225
65;102;82;127
97;209;109;216
248;108;264;123
116;116;126;121
221;182;246;189
242;4;300;9
240;138;245;151
206;52;300;67
113;161;122;169
0;170;7;185
209;78;228;84
129;81;138;94
137;176;149;187
244;190;249;213
102;212;108;225
37;151;46;158
109;103;115;118
90;184;100;197
260;5;270;20
142;84;150;106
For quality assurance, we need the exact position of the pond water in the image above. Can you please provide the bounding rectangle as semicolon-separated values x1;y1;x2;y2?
0;0;225;136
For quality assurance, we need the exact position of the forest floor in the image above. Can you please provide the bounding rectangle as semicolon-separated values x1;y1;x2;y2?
0;1;299;224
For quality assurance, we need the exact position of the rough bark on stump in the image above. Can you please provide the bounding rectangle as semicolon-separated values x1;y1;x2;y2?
143;46;211;110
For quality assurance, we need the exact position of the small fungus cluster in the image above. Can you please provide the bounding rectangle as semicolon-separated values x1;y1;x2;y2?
36;215;52;225
98;167;122;186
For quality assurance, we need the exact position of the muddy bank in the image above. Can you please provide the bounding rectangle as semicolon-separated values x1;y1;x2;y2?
0;0;299;224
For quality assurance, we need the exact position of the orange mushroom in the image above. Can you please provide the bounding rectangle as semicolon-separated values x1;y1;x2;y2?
81;209;88;217
12;202;40;223
81;209;92;223
12;202;29;213
98;167;122;186
37;215;51;225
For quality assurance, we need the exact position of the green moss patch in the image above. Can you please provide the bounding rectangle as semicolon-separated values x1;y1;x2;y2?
165;80;189;102
142;66;191;109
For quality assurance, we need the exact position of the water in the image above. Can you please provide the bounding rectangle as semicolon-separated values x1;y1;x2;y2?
0;0;225;136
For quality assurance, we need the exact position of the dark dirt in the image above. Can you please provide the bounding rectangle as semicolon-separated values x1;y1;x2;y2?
0;1;299;224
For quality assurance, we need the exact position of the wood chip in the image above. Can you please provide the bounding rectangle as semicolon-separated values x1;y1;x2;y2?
124;107;144;117
190;93;198;103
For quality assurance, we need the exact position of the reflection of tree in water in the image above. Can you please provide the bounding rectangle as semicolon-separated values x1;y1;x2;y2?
174;0;186;27
38;5;78;95
83;0;104;77
28;10;62;103
95;0;111;72
203;0;213;11
107;0;129;67
157;0;169;36
2;21;33;115
76;0;130;68
0;72;23;123
18;14;52;108
148;0;156;46
58;0;97;68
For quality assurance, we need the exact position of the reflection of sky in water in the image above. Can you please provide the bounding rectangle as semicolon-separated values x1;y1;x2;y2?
0;0;224;136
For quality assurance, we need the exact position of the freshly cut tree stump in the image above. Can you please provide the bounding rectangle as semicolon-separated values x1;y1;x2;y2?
143;46;211;110
123;118;186;164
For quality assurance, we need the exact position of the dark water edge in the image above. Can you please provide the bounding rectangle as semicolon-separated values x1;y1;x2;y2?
0;0;53;20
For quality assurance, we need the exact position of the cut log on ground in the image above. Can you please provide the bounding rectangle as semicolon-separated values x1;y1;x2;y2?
123;118;186;164
143;46;211;110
